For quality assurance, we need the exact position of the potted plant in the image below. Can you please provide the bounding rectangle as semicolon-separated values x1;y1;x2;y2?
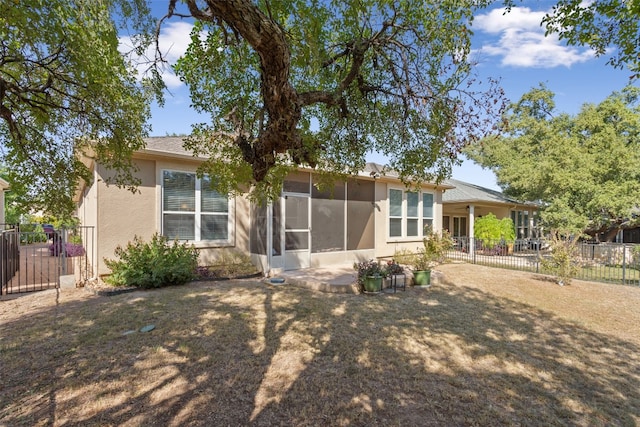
384;259;406;291
353;259;386;293
385;259;404;276
412;227;454;286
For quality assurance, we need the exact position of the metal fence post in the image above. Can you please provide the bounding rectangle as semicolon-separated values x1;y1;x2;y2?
622;244;627;285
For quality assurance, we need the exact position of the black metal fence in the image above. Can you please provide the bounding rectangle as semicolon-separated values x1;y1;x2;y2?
0;229;20;294
0;224;96;295
447;237;640;286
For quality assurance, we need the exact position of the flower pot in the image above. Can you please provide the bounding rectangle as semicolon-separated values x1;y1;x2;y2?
364;275;383;293
413;270;431;287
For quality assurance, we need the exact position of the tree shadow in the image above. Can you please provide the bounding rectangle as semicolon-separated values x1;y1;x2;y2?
1;277;639;426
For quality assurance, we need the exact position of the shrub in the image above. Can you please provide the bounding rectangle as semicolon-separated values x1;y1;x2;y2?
104;234;198;288
474;213;515;246
540;233;580;285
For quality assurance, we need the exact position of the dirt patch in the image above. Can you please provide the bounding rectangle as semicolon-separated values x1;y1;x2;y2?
1;263;639;426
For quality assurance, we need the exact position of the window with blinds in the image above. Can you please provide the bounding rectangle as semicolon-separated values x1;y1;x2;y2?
162;170;231;242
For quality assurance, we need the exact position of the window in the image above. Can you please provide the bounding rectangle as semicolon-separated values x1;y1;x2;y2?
511;210;531;239
389;189;403;237
388;188;435;239
162;170;231;242
453;216;467;238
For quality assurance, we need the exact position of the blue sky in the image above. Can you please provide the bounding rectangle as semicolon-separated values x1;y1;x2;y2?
131;2;638;191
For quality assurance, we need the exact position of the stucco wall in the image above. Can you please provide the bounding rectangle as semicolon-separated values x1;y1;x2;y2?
87;156;253;276
95;158;157;275
373;180;444;260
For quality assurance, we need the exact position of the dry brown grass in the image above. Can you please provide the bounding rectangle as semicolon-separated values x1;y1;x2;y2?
1;263;639;426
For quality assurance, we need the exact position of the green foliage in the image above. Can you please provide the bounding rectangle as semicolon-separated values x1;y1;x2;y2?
397;228;454;271
0;0;157;216
540;232;581;285
467;85;640;239
539;0;640;79
170;0;506;199
474;213;516;244
104;234;198;288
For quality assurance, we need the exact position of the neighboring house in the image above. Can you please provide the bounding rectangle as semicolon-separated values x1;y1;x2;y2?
442;179;540;245
74;136;453;278
0;177;9;224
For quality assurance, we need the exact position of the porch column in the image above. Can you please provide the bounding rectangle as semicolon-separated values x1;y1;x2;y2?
468;204;475;256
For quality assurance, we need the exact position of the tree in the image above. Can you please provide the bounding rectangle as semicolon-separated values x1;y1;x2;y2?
0;0;157;215
539;0;640;80
161;0;506;199
466;85;640;240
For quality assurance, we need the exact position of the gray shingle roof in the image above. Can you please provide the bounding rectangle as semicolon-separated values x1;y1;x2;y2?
443;178;529;205
143;136;193;156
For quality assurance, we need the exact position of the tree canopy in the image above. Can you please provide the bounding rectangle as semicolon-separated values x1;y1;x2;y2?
466;85;640;239
538;0;640;79
164;0;506;199
0;0;157;215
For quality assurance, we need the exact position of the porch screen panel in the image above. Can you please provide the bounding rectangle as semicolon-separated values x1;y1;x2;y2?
272;201;282;256
250;202;267;255
346;180;375;250
311;182;345;253
283;171;310;193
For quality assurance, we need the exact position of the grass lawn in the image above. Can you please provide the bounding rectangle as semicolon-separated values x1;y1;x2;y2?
1;263;639;426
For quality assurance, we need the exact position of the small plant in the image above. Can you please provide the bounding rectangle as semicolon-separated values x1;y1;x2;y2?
540;232;580;285
414;227;454;271
385;259;404;276
104;233;198;288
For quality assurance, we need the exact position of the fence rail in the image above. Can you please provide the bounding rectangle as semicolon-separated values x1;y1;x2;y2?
447;237;640;286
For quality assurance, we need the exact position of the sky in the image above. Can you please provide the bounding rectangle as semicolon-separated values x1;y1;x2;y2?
132;2;638;192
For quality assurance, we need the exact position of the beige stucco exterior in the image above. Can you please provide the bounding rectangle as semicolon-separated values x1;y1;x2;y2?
373;177;445;260
75;137;454;278
441;179;540;247
76;151;251;277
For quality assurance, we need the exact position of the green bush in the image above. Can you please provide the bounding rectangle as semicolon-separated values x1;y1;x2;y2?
474;213;516;245
104;234;198;288
540;233;580;285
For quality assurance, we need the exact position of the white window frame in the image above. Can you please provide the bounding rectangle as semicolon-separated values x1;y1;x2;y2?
387;187;435;240
161;169;234;246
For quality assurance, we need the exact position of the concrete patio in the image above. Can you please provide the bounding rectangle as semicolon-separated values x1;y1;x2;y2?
275;266;359;294
272;266;440;294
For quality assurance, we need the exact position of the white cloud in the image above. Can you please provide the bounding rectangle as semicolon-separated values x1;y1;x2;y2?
119;21;195;89
473;6;594;68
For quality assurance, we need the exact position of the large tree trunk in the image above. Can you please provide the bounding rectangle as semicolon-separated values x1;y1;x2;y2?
182;0;307;181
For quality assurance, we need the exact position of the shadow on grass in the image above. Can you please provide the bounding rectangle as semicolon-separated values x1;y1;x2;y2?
1;276;639;426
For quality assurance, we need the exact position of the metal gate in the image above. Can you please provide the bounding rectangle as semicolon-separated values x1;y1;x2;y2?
0;225;95;296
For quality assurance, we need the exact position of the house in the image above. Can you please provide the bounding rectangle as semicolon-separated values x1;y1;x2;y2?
0;177;9;224
442;179;540;248
74;136;454;278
